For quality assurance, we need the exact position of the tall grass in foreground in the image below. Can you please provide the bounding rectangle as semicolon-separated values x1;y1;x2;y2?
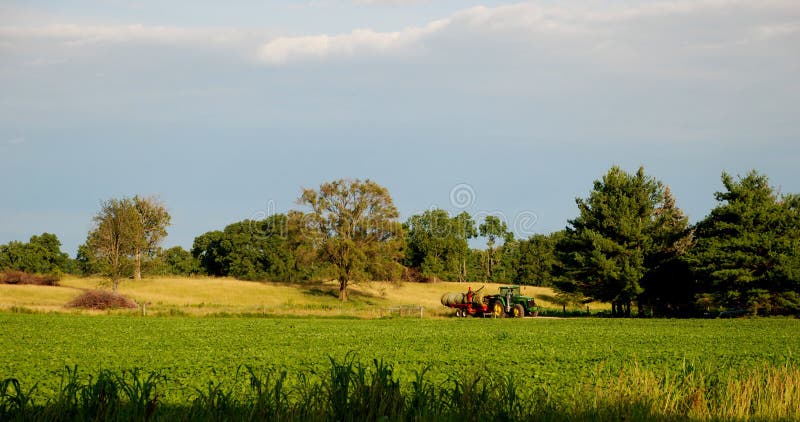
2;359;797;421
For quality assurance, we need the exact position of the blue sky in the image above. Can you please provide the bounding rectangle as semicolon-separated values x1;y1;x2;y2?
1;0;799;255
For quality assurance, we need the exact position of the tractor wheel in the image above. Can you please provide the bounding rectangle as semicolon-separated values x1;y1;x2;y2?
492;301;506;318
513;304;525;318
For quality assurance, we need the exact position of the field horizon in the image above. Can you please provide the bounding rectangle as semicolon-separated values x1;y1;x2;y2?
0;276;600;318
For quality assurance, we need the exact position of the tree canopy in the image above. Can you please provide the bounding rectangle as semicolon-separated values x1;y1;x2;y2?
132;195;171;280
688;171;800;315
0;233;70;274
299;179;403;301
85;197;142;291
192;214;306;281
556;166;689;316
404;209;476;282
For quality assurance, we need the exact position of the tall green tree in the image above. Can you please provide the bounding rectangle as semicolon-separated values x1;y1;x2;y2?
515;232;563;286
639;187;694;315
191;215;301;281
557;166;687;316
132;196;171;280
299;179;403;301
157;246;200;276
86;198;142;291
688;171;800;314
0;233;69;274
479;215;512;281
404;209;476;281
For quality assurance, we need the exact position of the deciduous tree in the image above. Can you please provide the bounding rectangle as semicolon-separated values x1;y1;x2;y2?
479;215;512;280
299;179;403;301
404;209;476;282
86;198;142;291
132;195;171;280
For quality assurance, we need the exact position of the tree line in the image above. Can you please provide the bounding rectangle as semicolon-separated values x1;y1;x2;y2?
2;168;798;315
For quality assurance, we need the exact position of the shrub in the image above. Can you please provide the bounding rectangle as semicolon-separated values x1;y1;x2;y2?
0;271;59;286
66;290;137;310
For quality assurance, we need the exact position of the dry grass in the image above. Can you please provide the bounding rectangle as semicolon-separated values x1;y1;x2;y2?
1;276;606;317
0;284;82;313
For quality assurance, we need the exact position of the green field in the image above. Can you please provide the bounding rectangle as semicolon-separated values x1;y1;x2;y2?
2;314;798;403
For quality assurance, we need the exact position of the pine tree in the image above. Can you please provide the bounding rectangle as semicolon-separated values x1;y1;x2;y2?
689;171;800;314
557;167;690;316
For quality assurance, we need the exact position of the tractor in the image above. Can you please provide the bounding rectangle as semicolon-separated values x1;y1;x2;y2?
486;285;538;318
442;285;538;318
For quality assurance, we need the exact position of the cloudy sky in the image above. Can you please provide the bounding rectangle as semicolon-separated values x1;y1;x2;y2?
1;0;799;255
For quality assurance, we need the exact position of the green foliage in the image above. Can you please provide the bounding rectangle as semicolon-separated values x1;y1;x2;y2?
479;215;512;281
557;167;690;316
300;179;404;300
4;361;800;421
404;209;476;281
688;171;800;315
82;196;172;287
192;214;310;281
131;195;171;280
85;197;142;291
2;315;799;421
156;246;200;276
639;187;695;316
514;232;563;286
0;233;70;275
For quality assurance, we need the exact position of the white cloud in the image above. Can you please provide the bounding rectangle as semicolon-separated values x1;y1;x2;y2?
258;19;447;64
254;0;800;65
354;0;430;4
0;24;267;49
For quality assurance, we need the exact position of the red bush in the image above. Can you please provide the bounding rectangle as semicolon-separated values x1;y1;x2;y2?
66;290;137;310
0;271;60;286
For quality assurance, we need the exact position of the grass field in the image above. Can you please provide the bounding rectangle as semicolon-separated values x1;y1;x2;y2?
0;276;601;317
2;279;798;420
2;315;798;403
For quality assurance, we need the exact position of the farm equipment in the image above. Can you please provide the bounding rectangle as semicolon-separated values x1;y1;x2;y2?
441;285;538;318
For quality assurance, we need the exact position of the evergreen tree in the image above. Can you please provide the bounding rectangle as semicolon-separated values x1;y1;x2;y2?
639;187;694;315
688;171;800;314
557;166;688;316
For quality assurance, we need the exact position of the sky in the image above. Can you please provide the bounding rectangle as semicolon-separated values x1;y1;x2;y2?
1;0;799;256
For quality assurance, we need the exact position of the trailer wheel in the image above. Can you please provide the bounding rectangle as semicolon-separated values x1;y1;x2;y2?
513;304;525;318
454;309;462;317
492;301;506;318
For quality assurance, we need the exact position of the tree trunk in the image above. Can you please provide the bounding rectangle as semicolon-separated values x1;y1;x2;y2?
486;249;493;280
112;276;119;293
339;278;348;301
134;249;142;281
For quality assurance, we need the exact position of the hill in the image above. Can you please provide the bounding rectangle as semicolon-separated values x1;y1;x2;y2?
0;276;602;317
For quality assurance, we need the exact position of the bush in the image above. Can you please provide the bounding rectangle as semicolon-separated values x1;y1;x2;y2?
66;290;137;310
0;271;59;286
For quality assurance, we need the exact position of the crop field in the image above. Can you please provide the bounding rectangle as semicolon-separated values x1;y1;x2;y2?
1;313;799;420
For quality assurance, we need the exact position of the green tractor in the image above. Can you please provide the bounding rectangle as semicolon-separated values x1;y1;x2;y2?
487;285;538;318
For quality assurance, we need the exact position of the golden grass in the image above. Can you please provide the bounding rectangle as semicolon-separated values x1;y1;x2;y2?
591;363;800;421
1;276;605;317
0;284;82;312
